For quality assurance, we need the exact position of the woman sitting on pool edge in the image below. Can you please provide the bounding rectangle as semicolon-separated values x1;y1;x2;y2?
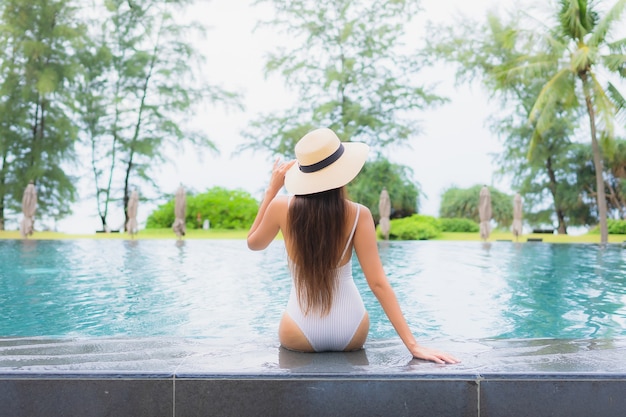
247;127;459;364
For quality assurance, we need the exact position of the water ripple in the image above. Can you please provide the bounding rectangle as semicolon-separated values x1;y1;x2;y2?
1;240;625;341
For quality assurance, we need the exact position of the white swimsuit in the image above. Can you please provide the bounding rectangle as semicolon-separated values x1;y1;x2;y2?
285;203;366;352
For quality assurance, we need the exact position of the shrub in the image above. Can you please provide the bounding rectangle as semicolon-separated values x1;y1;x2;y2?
387;214;441;240
588;219;626;235
146;200;177;229
439;217;480;233
146;187;259;230
607;219;626;234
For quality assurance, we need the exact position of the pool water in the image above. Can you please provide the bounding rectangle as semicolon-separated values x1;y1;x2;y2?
0;239;625;341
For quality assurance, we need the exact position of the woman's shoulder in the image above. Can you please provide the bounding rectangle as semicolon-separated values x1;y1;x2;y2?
269;194;290;206
266;194;290;215
347;200;372;218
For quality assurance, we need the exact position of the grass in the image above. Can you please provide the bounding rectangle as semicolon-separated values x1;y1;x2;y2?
433;231;626;244
0;228;249;240
1;228;624;243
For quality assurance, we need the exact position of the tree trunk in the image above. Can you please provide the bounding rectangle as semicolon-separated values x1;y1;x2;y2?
555;210;568;234
545;156;568;234
122;33;159;231
605;181;625;219
91;130;110;230
581;74;608;243
0;159;6;231
123;159;132;231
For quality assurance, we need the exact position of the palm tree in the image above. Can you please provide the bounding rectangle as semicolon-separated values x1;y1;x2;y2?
427;11;587;234
505;0;626;243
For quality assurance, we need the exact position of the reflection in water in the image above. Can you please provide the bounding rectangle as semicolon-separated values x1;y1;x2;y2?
500;244;572;338
374;241;626;340
0;240;624;341
498;244;626;339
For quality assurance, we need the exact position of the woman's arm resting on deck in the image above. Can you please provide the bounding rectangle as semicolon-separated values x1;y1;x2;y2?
247;159;295;251
353;206;460;364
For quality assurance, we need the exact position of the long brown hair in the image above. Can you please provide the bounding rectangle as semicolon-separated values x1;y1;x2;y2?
287;187;347;315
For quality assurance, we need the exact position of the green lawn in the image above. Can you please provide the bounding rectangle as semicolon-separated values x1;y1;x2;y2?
0;228;249;240
1;228;624;243
433;231;625;244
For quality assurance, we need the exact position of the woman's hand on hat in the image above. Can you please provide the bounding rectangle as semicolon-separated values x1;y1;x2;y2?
267;158;296;196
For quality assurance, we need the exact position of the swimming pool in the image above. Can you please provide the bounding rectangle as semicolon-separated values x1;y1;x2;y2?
1;239;624;341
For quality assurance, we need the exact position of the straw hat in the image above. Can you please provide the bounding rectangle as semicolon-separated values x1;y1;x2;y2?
285;128;369;195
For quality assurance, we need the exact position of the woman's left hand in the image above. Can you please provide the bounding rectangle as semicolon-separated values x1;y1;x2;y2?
410;345;460;364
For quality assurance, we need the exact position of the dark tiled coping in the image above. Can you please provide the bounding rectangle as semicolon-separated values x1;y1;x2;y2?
0;337;625;417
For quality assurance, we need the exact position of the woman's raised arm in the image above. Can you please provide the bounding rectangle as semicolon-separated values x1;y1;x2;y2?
247;159;295;251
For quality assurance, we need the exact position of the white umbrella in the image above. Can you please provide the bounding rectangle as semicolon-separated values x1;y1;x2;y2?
478;186;492;241
172;185;186;239
126;190;139;237
512;193;523;240
20;181;37;238
378;188;391;240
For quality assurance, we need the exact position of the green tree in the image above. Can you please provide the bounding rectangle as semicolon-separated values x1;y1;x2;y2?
512;143;597;231
429;1;626;241
532;0;626;242
492;0;626;242
0;0;85;228
490;80;587;233
439;185;513;228
74;16;113;231
241;0;445;158
568;140;626;221
427;10;592;234
0;11;28;229
346;157;421;222
80;0;241;231
605;140;626;217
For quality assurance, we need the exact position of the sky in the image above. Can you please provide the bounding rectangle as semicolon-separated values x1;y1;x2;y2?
56;0;520;234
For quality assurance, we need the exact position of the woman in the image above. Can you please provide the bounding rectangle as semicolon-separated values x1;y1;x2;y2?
247;128;459;364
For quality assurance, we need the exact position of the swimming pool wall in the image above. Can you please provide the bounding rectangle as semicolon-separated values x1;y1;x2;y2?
1;337;625;416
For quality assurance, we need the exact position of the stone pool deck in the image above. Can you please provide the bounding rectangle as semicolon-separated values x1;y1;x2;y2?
0;337;625;416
